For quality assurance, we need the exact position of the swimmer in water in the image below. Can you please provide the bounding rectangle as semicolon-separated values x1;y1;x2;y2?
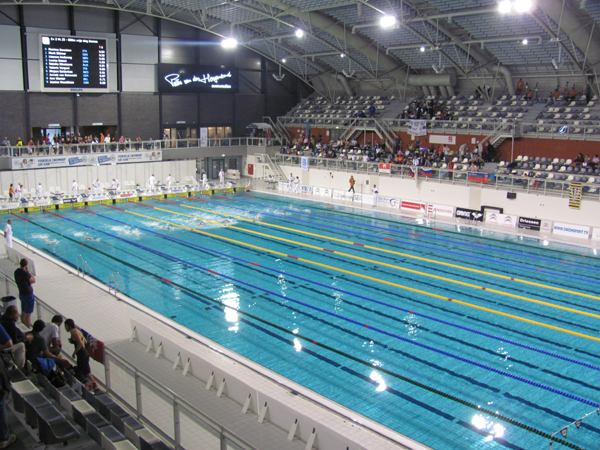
45;238;58;244
84;237;99;241
158;225;173;231
221;219;231;224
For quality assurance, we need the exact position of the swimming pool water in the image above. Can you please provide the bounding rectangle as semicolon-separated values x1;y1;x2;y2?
12;192;600;450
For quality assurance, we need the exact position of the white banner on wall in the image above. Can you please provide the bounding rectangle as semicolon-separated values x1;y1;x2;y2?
427;203;454;218
301;185;312;195
485;211;518;227
12;151;162;169
333;190;353;201
429;135;456;145
200;128;208;147
401;200;426;213
553;222;590;239
377;196;400;209
301;157;309;171
408;120;427;136
313;187;332;198
592;228;600;241
541;220;553;233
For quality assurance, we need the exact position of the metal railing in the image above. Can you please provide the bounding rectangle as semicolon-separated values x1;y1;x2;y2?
0;137;283;157
76;254;93;278
107;272;124;295
272;154;600;201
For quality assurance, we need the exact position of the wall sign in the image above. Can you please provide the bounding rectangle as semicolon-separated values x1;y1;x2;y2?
158;64;239;93
553;222;590;239
455;207;483;221
518;216;541;231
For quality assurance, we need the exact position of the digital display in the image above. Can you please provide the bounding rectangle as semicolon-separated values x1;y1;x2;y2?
158;64;239;93
41;36;107;91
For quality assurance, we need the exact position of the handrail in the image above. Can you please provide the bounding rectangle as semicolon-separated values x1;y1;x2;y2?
107;272;125;295
76;254;93;278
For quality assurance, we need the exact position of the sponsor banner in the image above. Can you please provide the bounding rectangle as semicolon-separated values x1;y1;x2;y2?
119;193;134;198
1;202;21;210
115;198;128;203
11;151;161;169
178;193;188;197
379;163;391;174
278;182;290;191
0;210;9;215
101;200;112;205
408;120;427;136
455;207;483;221
377;196;400;209
25;206;41;212
57;203;71;209
301;185;312;195
541;220;553;233
401;201;426;213
166;194;177;198
33;200;51;206
427;203;454;218
592;228;600;241
301;156;309;171
569;182;582;209
87;201;100;206
553;222;590;239
225;188;234;193
41;205;55;210
467;172;489;184
518;216;541;231
62;197;80;203
333;190;353;201
72;202;85;208
89;195;107;201
429;134;456;145
485;211;518;227
152;195;162;200
313;187;332;198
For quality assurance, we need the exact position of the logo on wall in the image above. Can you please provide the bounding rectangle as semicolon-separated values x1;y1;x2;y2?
301;157;309;171
455;207;483;221
518;216;541;231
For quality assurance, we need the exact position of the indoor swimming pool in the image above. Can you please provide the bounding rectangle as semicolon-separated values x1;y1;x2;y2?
9;191;600;450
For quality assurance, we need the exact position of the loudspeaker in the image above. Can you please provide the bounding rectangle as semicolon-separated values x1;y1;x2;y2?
507;192;517;199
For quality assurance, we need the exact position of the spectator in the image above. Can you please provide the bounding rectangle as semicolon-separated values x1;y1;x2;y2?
25;320;66;369
552;88;560;99
526;90;533;100
516;79;524;95
64;319;97;389
591;154;599;170
0;350;16;449
572;153;584;167
0;316;25;371
585;84;592;104
7;185;12;202
368;104;376;118
13;258;35;328
568;86;577;102
39;315;63;356
0;307;23;345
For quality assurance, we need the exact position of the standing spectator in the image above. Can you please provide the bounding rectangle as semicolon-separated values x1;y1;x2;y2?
7;186;12;202
585;84;592;104
39;315;63;356
14;258;35;328
64;319;97;389
348;175;355;193
3;220;11;249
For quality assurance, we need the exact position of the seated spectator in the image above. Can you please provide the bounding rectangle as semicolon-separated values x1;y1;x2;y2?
572;153;585;167
552;88;560;99
0;320;24;371
516;79;524;95
25;320;67;370
592;154;599;170
584;154;591;166
526;90;533;100
568;86;577;102
0;307;23;345
40;315;63;356
65;319;97;389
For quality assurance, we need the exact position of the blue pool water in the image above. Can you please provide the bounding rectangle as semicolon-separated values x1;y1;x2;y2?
11;192;600;450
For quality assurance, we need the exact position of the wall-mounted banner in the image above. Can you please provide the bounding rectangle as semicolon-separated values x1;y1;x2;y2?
379;163;391;174
429;135;456;145
592;228;600;241
408;120;427;136
427;203;454;218
467;172;490;184
313;187;332;198
541;220;553;233
485;211;518;227
377;196;400;209
569;182;582;209
401;200;426;213
200;128;208;147
553;221;590;239
455;207;483;221
158;64;239;93
333;190;353;202
301;185;312;195
12;151;162;169
518;216;541;231
301;156;309;171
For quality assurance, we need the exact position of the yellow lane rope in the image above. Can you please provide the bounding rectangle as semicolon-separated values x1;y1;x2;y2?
101;205;600;342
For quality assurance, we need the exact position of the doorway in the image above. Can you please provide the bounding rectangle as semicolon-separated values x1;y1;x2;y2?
163;127;193;148
211;159;225;179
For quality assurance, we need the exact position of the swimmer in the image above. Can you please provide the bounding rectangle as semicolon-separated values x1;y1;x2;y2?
196;221;205;227
45;238;58;244
84;237;100;241
158;225;174;231
221;219;231;224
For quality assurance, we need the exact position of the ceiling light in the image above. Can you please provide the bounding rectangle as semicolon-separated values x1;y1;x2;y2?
340;52;346;58
522;38;529;45
281;57;286;63
295;29;304;38
221;37;237;49
420;46;426;52
514;0;533;13
498;0;512;14
380;15;396;28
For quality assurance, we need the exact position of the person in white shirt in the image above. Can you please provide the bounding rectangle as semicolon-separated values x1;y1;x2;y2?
92;178;101;195
363;154;369;162
148;174;157;191
166;174;174;189
267;175;275;189
39;315;63;356
293;176;300;193
201;173;207;188
288;173;294;192
72;180;79;195
372;184;378;206
111;178;120;191
218;169;225;186
15;184;22;201
36;183;42;198
4;219;12;248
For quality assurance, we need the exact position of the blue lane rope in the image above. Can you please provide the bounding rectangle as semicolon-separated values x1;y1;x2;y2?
181;198;600;286
91;205;600;373
222;196;600;272
50;208;600;408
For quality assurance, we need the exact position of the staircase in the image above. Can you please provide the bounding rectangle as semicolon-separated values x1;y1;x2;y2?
480;121;518;149
263;116;291;146
339;118;397;145
256;153;287;180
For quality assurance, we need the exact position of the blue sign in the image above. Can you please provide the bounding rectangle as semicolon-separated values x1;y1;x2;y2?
301;156;309;171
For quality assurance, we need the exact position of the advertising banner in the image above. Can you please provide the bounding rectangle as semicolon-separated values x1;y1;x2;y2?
427;203;454;218
333;190;353;202
408;120;427;136
379;163;391;174
429;135;456;145
301;156;309;171
553;222;590;239
485;211;518;227
541;220;553;233
301;185;312;195
455;207;483;221
377;196;400;209
518;216;541;231
313;187;332;198
401;200;426;213
467;172;490;184
12;151;162;169
200;128;208;147
592;228;600;241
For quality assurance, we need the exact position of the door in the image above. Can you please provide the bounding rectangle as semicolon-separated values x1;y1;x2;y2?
211;159;225;179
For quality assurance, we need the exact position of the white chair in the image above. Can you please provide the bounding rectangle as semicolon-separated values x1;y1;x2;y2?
545;165;553;171
552;158;559;164
559;166;566;172
516;155;523;161
533;164;540;170
462;158;469;164
547;173;554;179
566;175;574;181
522;156;529;162
499;161;505;167
565;159;572;165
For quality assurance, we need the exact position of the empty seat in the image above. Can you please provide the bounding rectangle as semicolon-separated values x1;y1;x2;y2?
24;392;51;428
86;412;111;445
11;380;38;413
37;405;80;445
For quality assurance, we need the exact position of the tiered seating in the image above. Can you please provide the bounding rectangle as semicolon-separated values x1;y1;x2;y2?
287;95;393;120
527;95;600;135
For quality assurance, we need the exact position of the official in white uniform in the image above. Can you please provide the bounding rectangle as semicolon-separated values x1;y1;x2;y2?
293;176;300;193
372;184;378;206
267;175;275;189
72;180;79;195
92;178;101;195
111;178;120;191
288;173;294;192
218;169;225;186
4;219;12;248
15;184;22;201
201;173;207;188
36;183;42;198
148;174;157;191
166;174;174;189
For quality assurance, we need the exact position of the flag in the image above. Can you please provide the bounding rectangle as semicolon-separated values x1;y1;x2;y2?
408;120;427;136
575;420;582;429
81;328;105;364
467;172;490;184
409;167;415;177
420;167;433;177
560;427;568;438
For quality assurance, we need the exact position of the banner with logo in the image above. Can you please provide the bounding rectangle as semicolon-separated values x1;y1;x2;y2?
467;172;490;184
541;220;553;233
408;120;427;137
333;190;353;201
429;135;456;145
569;182;582;209
313;187;332;198
485;211;518;227
401;201;426;213
455;207;483;221
592;228;600;241
553;222;590;239
301;185;312;195
379;163;391;174
12;151;162;169
278;182;289;190
428;203;454;218
377;196;400;209
301;156;309;171
518;216;541;231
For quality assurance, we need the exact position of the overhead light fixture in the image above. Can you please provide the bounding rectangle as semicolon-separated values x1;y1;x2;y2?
295;29;304;38
342;69;355;78
380;15;396;28
432;64;445;74
221;37;237;49
514;0;533;13
281;57;287;63
498;0;512;14
340;52;346;58
551;58;560;70
273;73;285;81
420;46;426;52
522;38;529;45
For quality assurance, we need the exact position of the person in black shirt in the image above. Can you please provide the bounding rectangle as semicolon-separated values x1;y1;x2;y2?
0;307;22;344
13;258;35;328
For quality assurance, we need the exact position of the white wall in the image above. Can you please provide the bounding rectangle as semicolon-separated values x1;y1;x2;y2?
0;160;196;197
277;164;600;228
